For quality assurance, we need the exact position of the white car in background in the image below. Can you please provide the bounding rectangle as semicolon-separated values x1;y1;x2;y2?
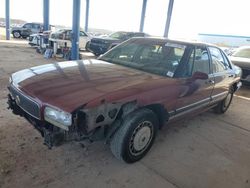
230;46;250;83
49;29;91;50
28;33;39;46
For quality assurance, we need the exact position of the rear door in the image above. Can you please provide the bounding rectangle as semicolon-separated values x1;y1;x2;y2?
208;47;235;104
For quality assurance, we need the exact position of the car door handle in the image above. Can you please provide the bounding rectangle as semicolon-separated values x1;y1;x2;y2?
228;74;234;78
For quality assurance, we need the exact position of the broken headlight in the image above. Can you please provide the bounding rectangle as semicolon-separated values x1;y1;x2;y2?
44;106;72;130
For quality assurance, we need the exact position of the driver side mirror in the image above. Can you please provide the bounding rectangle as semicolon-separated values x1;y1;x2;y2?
192;71;208;80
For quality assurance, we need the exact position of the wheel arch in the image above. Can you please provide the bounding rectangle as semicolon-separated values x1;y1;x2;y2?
144;104;169;129
116;102;169;129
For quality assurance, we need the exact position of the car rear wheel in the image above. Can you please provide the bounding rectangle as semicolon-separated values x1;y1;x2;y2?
110;108;158;163
13;31;21;38
214;90;233;114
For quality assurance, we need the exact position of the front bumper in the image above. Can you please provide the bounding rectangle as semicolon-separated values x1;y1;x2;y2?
7;92;95;150
88;42;109;55
7;92;75;148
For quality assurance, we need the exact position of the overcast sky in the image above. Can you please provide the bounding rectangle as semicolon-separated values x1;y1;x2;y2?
0;0;250;39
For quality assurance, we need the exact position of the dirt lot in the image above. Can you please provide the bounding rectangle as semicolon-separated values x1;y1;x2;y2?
0;41;250;188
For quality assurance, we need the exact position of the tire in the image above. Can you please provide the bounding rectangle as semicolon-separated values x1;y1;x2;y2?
13;31;21;38
110;108;159;163
214;90;233;114
85;41;90;51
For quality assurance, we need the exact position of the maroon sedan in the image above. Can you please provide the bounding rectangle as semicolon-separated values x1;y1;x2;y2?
7;38;241;163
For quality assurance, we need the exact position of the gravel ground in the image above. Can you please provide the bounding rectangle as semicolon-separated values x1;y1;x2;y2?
0;41;250;188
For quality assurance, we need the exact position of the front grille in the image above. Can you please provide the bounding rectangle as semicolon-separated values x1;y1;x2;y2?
9;85;41;119
91;38;101;43
91;39;109;45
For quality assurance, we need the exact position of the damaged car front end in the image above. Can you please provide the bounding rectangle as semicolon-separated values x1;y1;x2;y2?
7;75;134;148
8;82;74;148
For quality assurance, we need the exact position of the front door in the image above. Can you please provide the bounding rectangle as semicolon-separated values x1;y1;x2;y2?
173;46;214;117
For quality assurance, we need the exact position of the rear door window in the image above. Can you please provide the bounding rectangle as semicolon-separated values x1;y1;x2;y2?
23;23;32;29
208;47;229;73
188;47;210;76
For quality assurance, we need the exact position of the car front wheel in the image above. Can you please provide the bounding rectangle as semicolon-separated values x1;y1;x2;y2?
13;31;21;38
110;108;159;163
214;90;233;114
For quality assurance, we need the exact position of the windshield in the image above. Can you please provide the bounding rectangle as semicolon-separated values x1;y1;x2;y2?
109;32;129;40
233;48;250;58
99;39;187;77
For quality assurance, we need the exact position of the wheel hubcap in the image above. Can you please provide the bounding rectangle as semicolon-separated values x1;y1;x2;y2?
129;121;153;156
14;32;20;38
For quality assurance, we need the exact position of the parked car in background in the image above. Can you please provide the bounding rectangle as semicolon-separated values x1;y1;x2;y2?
11;22;43;38
49;29;91;50
29;30;52;47
8;38;241;163
230;46;250;83
28;33;39;46
0;22;6;27
88;31;149;56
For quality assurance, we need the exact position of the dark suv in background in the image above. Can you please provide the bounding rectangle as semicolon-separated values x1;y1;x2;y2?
88;31;149;56
11;22;43;39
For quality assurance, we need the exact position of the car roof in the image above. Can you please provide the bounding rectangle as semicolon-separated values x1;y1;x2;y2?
133;37;218;48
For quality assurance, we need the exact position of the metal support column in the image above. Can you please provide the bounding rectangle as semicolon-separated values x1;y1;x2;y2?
5;0;10;40
85;0;89;32
71;0;81;60
139;0;147;32
164;0;174;38
43;0;50;31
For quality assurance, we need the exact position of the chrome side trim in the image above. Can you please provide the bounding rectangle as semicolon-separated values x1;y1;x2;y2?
170;101;210;120
211;91;228;100
176;97;211;114
168;91;228;120
168;97;211;120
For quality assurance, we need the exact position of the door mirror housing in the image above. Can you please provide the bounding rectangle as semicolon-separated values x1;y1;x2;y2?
192;71;208;80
